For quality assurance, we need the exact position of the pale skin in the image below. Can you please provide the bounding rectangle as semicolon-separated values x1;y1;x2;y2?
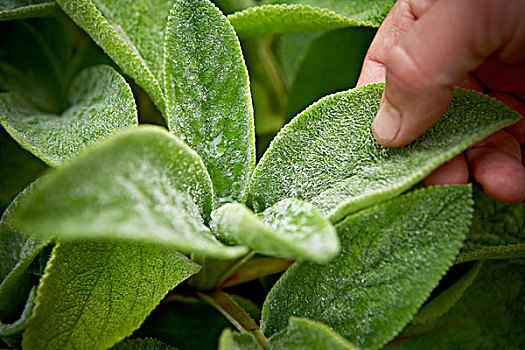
357;0;525;202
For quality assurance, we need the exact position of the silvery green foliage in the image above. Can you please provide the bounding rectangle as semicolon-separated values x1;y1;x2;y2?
0;0;523;348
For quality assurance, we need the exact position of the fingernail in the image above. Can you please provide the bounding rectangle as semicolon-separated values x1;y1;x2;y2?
373;99;401;142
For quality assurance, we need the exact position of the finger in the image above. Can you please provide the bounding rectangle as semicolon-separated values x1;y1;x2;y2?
487;92;525;144
422;153;469;187
372;0;524;147
356;0;435;86
466;130;525;202
475;56;525;99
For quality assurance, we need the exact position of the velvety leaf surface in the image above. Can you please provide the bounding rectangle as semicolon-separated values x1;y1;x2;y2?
0;0;57;21
164;0;255;204
0;127;46;213
261;186;473;349
456;187;525;263
56;0;173;113
229;4;359;37
248;84;520;222
219;317;359;349
270;317;359;349
388;261;525;349
467;187;525;247
135;296;259;350
211;199;339;263
218;329;259;350
229;0;394;36
12;126;247;259
111;338;177;350
22;241;200;349
0;65;138;167
0;180;49;323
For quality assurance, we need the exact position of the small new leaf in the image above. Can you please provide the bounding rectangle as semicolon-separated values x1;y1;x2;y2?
212;199;339;263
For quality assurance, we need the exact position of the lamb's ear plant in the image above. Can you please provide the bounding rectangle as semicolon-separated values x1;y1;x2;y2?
0;0;523;349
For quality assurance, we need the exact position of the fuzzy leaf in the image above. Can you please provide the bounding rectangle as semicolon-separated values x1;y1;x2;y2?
55;0;174;112
12;126;248;259
212;199;339;263
0;0;57;21
261;186;473;349
388;261;525;349
220;317;359;349
0;65;138;167
410;263;482;325
219;329;259;350
229;0;394;37
111;338;177;350
455;187;525;263
248;84;520;222
271;317;359;349
0;180;49;323
164;0;255;204
22;241;200;349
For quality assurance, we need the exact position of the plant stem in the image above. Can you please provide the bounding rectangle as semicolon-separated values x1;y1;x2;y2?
198;290;269;350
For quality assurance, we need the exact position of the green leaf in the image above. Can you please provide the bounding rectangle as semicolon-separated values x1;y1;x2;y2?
0;180;49;323
455;244;525;264
0;65;138;167
164;0;255;204
136;296;258;350
55;0;173;113
0;1;57;21
228;0;394;37
388;261;525;349
271;317;359;350
455;187;525;263
219;317;359;349
111;338;177;350
280;27;375;120
12;126;248;259
0;287;36;349
219;329;260;350
212;199;339;263
22;241;200;349
0;127;46;212
261;185;473;349
248;84;520;222
410;263;482;325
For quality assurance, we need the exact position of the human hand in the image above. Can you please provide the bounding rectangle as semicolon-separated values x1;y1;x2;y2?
357;0;525;202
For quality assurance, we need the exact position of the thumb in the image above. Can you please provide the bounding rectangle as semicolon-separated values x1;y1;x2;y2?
372;0;519;147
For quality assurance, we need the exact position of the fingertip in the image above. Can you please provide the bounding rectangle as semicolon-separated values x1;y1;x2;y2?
467;131;525;203
474;153;525;203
